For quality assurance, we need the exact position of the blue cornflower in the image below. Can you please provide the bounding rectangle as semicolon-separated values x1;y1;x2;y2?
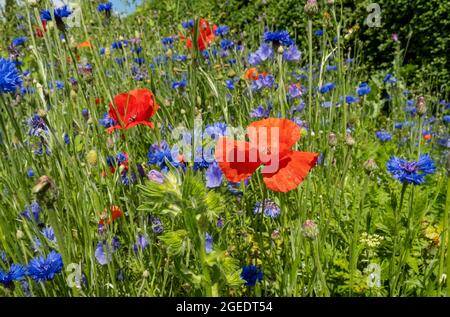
214;25;229;36
161;37;174;45
147;141;180;172
443;115;450;124
21;201;41;222
205;162;223;188
0;264;26;287
12;36;27;47
288;84;302;99
240;265;263;286
99;47;106;55
95;238;119;265
99;112;117;128
182;19;195;29
150;215;164;234
314;29;324;37
171;78;188;89
0;58;22;93
41;5;72;22
319;82;336;94
357;83;371;96
375;131;392;142
173;54;188;62
220;39;234;50
384;73;397;84
248;43;274;66
283;45;301;62
250;103;272;119
290;101;305;114
42;226;56;242
63;133;70;145
111;41;124;50
345;95;359;104
225;79;234;91
254;199;280;218
133;234;149;254
263;30;294;46
27;251;63;282
326;65;337;71
205;233;213;254
97;2;113;12
386;154;436;185
27;167;34;177
251;74;275;91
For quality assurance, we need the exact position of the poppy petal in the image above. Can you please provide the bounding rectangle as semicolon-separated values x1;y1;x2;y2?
262;151;318;192
215;137;261;182
248;118;301;156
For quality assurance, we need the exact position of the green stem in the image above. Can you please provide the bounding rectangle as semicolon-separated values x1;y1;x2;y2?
307;19;313;133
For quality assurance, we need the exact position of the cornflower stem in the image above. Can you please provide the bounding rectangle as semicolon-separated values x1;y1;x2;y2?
349;174;369;295
307;19;313;132
389;182;408;296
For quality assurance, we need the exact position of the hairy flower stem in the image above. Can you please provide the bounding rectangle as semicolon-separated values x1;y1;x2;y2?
389;182;408;296
307;19;313;135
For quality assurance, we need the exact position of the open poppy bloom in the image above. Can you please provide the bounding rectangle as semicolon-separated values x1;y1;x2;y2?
76;40;92;49
215;118;318;192
244;68;260;80
182;18;217;51
107;88;158;133
99;205;123;225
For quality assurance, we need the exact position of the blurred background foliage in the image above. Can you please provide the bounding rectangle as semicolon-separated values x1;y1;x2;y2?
133;0;450;95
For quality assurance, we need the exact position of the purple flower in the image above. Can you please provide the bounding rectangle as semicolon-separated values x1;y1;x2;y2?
206;162;223;188
205;233;213;254
283;45;301;62
148;170;165;184
133;234;149;253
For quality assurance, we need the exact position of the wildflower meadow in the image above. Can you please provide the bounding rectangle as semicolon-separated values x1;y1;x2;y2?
0;0;450;299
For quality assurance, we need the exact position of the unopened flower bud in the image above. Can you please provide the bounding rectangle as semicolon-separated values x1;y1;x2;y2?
416;96;427;115
328;132;337;146
16;230;24;239
364;159;377;173
345;134;355;146
304;0;319;17
277;45;284;54
302;219;318;240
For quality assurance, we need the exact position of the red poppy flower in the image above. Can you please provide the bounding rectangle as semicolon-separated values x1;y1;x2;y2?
182;18;217;51
215;118;318;192
244;68;260;80
99;205;123;225
107;88;159;133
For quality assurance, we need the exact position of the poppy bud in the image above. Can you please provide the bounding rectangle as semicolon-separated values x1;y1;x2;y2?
302;220;318;240
416;96;427;115
328;132;337;146
304;0;319;17
364;159;377;173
